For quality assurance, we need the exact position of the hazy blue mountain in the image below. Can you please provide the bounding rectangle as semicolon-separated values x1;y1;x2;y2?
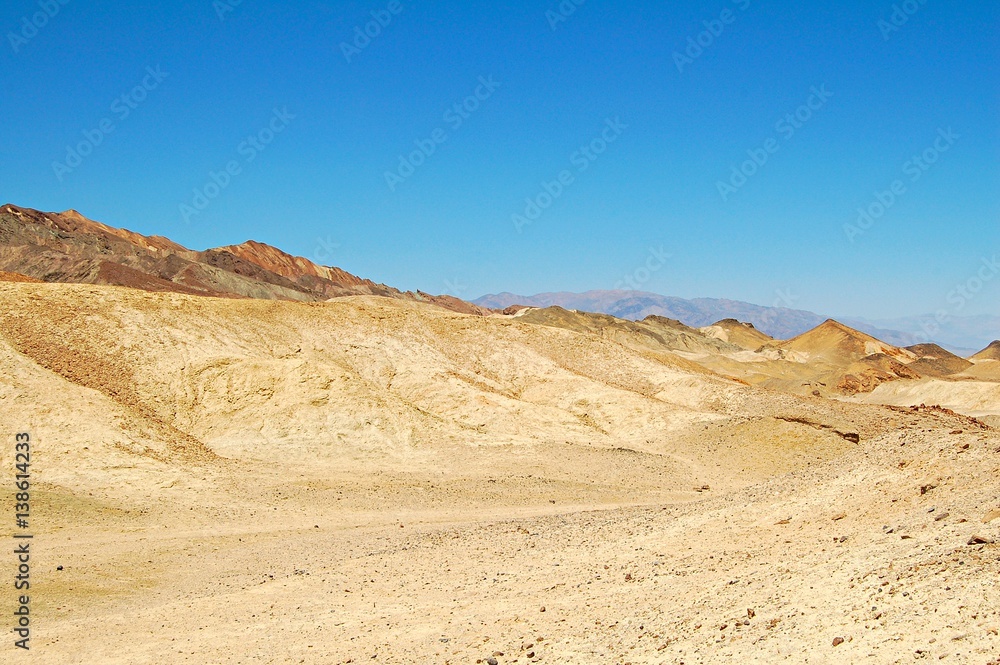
474;290;993;354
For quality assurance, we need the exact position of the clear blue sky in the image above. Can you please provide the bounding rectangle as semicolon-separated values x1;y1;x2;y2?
1;0;997;319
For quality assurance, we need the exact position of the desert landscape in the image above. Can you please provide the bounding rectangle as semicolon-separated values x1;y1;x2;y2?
1;206;998;663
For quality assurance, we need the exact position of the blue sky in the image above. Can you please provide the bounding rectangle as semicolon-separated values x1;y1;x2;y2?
1;0;997;319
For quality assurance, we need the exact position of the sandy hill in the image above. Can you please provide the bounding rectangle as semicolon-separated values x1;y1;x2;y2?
0;203;484;315
701;318;774;350
971;340;1000;361
638;315;744;355
905;343;974;377
778;319;916;363
0;280;997;663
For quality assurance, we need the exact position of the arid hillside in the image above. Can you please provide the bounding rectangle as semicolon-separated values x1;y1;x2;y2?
0;281;997;663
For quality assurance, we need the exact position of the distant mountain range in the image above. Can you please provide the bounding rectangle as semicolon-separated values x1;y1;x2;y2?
473;290;998;355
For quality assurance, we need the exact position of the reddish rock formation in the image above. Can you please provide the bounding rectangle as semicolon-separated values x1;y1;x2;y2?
0;204;487;315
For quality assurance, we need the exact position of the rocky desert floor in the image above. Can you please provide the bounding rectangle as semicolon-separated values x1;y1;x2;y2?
1;282;998;663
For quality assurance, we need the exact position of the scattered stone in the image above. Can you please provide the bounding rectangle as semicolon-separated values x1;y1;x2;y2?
983;508;1000;524
487;658;498;665
920;483;937;495
844;432;860;443
833;636;845;646
934;512;950;522
967;535;992;545
832;512;846;521
747;608;755;619
539;606;546;613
